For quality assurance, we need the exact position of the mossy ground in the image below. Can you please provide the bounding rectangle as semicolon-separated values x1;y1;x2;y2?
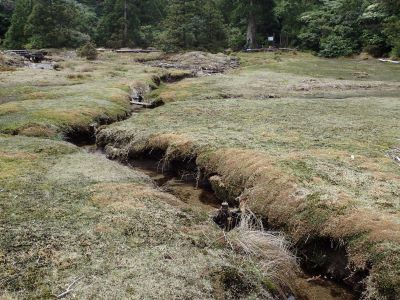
98;52;400;299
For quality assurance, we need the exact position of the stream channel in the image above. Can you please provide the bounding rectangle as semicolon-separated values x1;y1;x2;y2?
80;142;356;300
75;65;358;299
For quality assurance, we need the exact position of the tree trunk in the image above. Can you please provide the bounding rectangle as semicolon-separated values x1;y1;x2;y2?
246;0;256;49
123;0;128;46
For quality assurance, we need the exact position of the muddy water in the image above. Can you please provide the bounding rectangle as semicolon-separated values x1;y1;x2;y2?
294;277;355;300
81;144;356;300
128;158;220;212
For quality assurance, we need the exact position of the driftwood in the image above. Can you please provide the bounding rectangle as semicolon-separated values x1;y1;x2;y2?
5;50;47;63
130;100;156;107
378;58;400;64
243;47;297;53
115;49;161;53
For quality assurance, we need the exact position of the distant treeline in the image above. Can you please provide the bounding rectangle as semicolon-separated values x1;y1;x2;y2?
0;0;399;58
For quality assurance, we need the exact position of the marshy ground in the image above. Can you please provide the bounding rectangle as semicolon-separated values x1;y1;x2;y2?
0;50;399;299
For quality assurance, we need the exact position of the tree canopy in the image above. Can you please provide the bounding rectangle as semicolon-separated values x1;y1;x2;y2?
0;0;399;58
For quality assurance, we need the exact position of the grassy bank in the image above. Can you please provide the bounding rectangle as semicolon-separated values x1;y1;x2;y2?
0;52;304;299
97;52;400;299
0;52;185;140
0;134;296;299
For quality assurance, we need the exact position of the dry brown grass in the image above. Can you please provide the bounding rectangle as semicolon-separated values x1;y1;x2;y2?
226;212;298;295
19;125;56;137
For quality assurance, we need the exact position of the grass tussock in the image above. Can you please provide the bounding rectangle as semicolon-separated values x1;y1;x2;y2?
226;212;298;295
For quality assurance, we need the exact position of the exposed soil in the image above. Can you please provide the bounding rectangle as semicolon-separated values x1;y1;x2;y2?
64;112;132;146
0;51;57;70
129;158;220;212
0;52;26;69
144;51;239;75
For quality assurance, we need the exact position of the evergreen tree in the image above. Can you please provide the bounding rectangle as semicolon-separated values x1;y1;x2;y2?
4;0;95;49
160;0;226;52
381;0;400;58
359;1;391;57
198;0;227;50
0;0;398;57
97;0;141;48
4;0;32;48
0;0;14;41
219;0;276;50
25;0;79;48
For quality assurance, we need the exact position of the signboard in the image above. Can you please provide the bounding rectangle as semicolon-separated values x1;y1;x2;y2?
268;36;274;42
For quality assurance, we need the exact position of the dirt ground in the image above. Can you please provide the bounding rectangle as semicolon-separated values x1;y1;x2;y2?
144;51;239;75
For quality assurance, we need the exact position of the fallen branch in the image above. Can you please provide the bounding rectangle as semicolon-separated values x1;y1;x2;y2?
55;276;83;299
378;58;400;64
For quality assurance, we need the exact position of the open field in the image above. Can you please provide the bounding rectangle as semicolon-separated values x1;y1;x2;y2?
98;52;400;299
0;52;306;299
1;50;399;299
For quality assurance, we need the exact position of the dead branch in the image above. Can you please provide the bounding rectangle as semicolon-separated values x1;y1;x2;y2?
55;276;83;299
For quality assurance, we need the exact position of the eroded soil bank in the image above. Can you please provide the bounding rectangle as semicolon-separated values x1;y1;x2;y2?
82;143;357;300
2;51;399;299
95;51;400;300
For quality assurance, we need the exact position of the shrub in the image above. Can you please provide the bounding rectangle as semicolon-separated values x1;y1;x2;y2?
390;43;400;59
362;32;389;57
298;31;320;52
78;41;97;60
228;27;245;51
319;35;355;58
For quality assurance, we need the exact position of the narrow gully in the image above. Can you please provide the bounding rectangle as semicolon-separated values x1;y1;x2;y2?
76;71;358;299
81;144;356;300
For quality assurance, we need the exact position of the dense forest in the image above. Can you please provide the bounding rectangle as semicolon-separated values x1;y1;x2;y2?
0;0;399;58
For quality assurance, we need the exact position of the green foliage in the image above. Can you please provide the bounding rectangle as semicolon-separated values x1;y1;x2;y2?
78;41;97;60
276;0;400;58
4;0;31;48
219;0;277;49
319;35;355;58
159;0;227;52
96;0;140;48
228;27;245;50
383;16;400;59
25;0;81;48
0;0;14;41
0;0;399;57
4;0;95;49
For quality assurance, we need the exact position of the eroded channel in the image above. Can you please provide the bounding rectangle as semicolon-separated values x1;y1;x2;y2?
81;144;356;300
76;61;359;299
